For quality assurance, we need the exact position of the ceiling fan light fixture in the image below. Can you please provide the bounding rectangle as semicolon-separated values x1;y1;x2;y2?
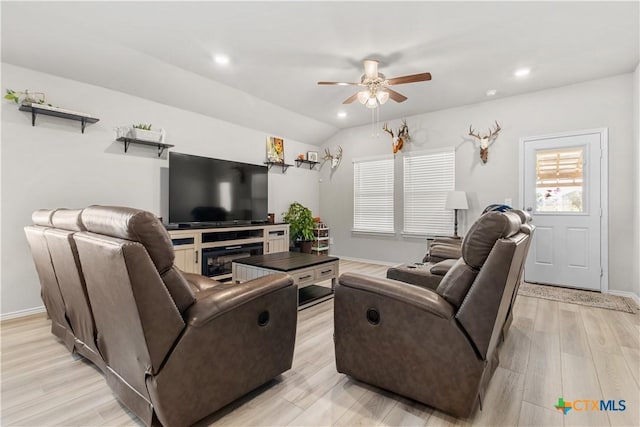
366;97;378;109
376;90;390;105
357;90;371;105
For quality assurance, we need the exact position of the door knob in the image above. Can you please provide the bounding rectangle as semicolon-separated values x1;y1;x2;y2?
526;207;533;212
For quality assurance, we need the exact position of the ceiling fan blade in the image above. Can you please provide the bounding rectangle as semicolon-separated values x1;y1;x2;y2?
363;60;379;79
385;88;408;103
317;81;360;86
386;72;432;85
342;93;359;104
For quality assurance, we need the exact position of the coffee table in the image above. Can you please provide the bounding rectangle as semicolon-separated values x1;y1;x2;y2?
232;252;339;309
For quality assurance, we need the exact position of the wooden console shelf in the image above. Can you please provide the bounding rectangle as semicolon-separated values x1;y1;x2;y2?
168;223;289;281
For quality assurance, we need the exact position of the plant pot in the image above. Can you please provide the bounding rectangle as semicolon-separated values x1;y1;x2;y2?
132;128;164;143
296;240;314;254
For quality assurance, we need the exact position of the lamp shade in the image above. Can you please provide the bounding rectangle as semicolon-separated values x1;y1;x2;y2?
445;191;468;210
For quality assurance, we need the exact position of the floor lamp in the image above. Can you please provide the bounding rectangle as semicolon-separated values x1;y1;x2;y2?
445;191;468;238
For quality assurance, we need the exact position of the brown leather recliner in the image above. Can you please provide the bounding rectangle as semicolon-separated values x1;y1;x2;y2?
26;206;298;427
334;211;534;418
24;209;76;350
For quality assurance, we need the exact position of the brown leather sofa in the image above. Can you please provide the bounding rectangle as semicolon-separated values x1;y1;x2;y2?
25;206;298;427
333;210;534;418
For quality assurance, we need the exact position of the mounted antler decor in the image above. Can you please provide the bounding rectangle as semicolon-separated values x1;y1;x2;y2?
383;119;411;154
323;146;343;169
468;120;501;163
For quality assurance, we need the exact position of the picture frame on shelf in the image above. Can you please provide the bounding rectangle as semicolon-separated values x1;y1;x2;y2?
267;137;285;163
307;151;318;162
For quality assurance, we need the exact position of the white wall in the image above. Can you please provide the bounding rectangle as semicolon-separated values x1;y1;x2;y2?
1;63;321;316
633;62;640;300
319;73;635;295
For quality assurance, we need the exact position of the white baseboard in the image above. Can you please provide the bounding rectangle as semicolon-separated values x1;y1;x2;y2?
1;305;46;321
607;290;640;308
333;255;399;267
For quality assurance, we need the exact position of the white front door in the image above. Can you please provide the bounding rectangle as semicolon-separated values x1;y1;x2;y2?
520;129;607;291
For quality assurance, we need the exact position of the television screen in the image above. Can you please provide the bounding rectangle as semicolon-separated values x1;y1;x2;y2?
169;152;268;225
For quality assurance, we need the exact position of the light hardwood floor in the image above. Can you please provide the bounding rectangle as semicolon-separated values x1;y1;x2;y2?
2;260;638;426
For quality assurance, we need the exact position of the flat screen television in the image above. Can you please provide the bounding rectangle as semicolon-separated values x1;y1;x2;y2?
169;152;268;225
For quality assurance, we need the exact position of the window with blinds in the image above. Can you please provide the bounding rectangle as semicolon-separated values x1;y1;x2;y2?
403;149;455;235
353;157;394;233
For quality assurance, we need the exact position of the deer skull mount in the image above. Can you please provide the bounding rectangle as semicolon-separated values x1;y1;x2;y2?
383;119;411;154
323;146;343;169
468;121;502;163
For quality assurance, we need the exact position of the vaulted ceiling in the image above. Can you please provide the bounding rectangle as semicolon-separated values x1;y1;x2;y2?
2;1;638;144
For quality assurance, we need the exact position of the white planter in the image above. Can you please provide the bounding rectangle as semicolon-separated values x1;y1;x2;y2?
132;128;164;143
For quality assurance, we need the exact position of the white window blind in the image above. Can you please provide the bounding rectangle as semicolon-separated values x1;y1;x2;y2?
353;157;394;233
403;149;455;235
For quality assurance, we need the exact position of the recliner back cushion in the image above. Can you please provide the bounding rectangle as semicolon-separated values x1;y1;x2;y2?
32;209;57;227
462;211;522;269
435;258;479;309
81;206;196;313
52;208;85;231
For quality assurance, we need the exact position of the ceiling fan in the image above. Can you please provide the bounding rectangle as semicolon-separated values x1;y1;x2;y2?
318;59;432;109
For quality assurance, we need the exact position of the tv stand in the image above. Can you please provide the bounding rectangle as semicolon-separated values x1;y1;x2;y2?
167;223;289;282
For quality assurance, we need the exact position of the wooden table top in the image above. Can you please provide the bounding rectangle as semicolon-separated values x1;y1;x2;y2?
233;252;339;272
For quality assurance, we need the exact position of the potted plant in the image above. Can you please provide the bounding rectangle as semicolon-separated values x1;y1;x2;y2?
283;202;315;254
131;124;165;143
4;89;46;105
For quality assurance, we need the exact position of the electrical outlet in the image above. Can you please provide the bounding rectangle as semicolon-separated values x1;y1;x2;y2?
505;198;512;206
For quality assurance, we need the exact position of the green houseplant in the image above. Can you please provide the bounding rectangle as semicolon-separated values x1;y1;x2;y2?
283;202;315;253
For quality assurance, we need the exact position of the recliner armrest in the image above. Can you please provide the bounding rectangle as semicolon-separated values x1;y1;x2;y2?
181;271;221;291
186;273;295;326
338;273;454;319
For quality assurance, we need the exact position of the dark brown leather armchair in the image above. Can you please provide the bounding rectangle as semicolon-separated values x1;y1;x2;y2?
334;211;534;418
26;206;298;427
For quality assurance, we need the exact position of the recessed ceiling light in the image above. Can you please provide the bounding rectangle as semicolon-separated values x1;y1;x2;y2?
214;54;230;66
514;68;531;78
486;89;497;97
337;111;347;118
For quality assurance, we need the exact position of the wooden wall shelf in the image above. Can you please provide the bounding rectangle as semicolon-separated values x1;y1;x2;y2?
116;137;174;157
264;161;292;172
19;104;99;133
295;159;319;170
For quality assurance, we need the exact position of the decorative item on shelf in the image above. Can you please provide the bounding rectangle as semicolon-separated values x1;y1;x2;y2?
267;213;275;224
323;146;343;169
4;89;46;105
131;124;166;143
297;153;305;160
383;119;410;154
445;191;469;238
468;120;501;163
267;136;285;163
283;202;315;254
307;151;318;162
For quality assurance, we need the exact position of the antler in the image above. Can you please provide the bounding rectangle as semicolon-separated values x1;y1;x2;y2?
323;148;333;160
398;119;410;140
382;123;394;138
468;125;482;140
488;120;501;138
336;146;343;159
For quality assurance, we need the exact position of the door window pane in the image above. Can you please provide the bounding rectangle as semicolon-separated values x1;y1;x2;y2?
535;148;584;212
